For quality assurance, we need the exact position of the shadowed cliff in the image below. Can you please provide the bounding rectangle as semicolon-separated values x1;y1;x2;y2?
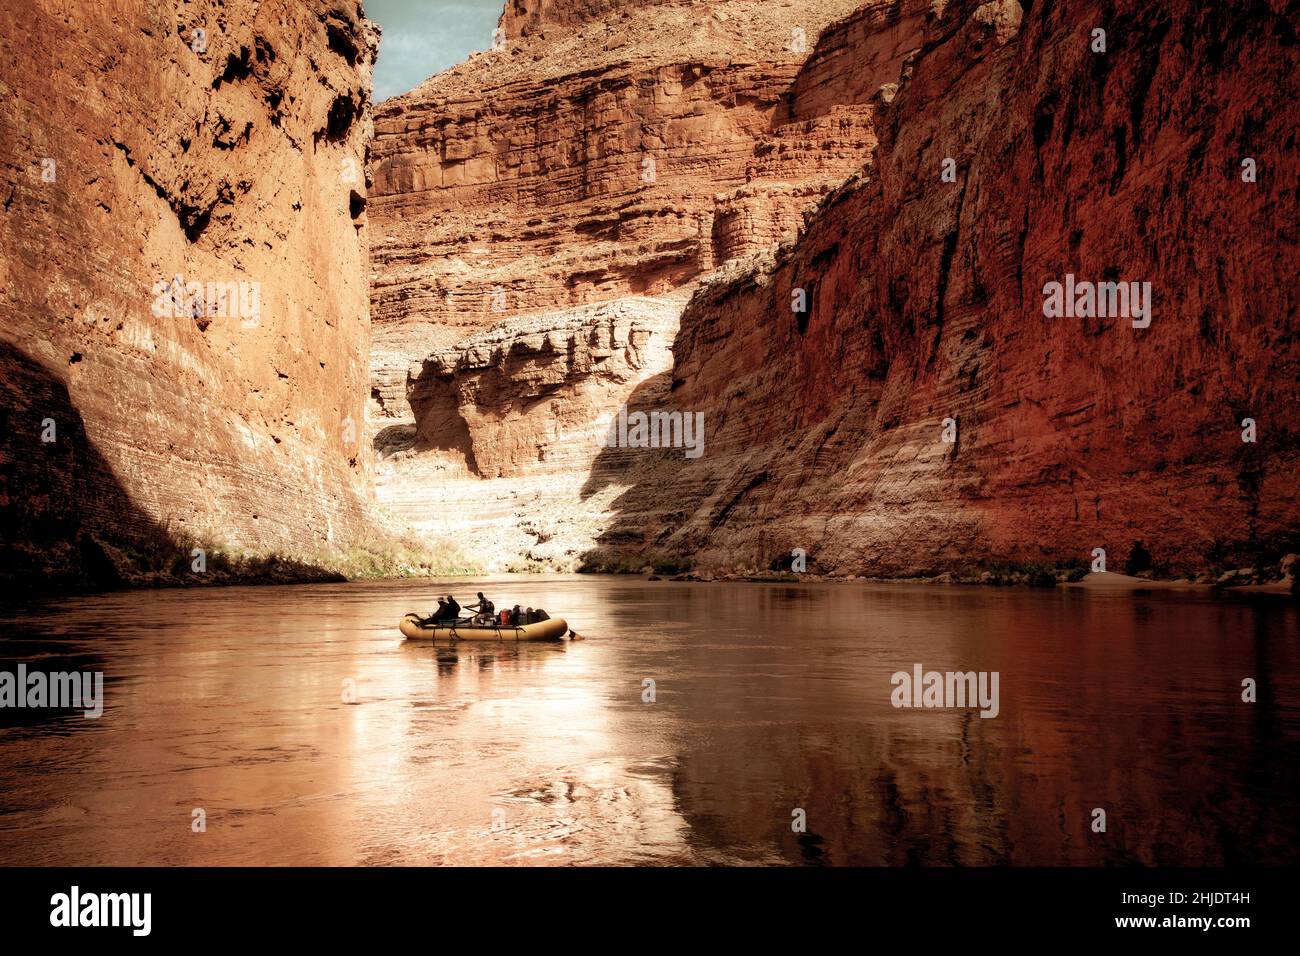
0;0;381;588
573;0;1300;577
365;0;1298;579
0;341;343;592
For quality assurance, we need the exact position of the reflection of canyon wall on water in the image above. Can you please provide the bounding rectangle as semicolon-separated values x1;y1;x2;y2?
658;587;1299;865
0;1;379;586
371;0;1300;577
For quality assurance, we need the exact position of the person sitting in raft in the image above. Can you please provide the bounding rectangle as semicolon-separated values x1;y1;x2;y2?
465;592;494;624
509;605;523;626
441;594;461;624
420;598;448;627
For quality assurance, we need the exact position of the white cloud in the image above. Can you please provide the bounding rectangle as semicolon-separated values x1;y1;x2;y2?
368;0;503;100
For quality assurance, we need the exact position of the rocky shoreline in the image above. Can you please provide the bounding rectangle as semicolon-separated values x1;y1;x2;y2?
630;555;1299;596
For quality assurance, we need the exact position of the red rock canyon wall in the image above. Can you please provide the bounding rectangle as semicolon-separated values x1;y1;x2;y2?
590;0;1300;576
372;0;1299;577
0;0;379;585
367;0;868;338
366;0;876;570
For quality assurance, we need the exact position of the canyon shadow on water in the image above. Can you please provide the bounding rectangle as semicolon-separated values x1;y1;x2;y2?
0;577;1296;866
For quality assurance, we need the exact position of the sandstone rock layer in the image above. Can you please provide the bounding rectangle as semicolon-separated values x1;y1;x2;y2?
589;0;1300;576
367;0;867;337
373;295;682;568
373;0;1299;577
1;0;379;585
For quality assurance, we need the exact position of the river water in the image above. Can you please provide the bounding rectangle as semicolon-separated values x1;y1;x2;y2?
0;577;1296;866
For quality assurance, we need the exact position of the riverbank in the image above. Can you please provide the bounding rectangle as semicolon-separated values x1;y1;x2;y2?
7;547;1294;599
0;529;483;597
622;557;1299;597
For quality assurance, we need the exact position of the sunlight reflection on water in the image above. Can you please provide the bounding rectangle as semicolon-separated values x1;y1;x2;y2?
0;577;1296;865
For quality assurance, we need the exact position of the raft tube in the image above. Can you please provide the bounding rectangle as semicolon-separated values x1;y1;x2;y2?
400;612;569;642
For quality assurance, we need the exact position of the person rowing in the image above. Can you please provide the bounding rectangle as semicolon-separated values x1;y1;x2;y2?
465;592;495;625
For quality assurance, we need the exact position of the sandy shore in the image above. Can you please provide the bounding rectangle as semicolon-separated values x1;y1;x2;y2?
1063;572;1206;591
1063;572;1294;594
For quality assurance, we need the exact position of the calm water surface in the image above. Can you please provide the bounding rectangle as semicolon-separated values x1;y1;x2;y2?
1;578;1296;865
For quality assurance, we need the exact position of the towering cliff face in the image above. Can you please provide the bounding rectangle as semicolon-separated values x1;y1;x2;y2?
587;0;1300;577
0;0;379;586
367;0;873;567
373;295;683;567
367;0;866;337
373;0;1298;577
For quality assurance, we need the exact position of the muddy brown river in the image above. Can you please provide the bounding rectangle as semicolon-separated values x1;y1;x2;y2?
0;577;1296;865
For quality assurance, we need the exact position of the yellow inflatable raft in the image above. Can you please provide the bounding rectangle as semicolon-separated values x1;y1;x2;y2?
399;612;569;642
